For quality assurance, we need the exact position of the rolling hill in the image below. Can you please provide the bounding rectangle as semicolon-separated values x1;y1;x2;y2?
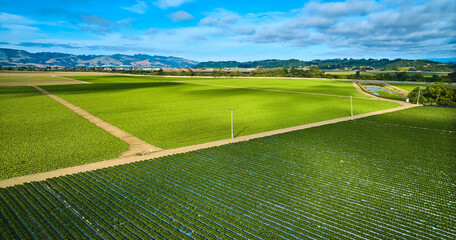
0;48;198;68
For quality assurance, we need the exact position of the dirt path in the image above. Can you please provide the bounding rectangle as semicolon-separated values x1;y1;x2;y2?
0;104;418;188
0;72;118;77
58;76;93;85
169;80;376;100
384;83;410;96
32;86;161;157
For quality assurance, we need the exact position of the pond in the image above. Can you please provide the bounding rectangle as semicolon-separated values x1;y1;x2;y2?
366;87;394;96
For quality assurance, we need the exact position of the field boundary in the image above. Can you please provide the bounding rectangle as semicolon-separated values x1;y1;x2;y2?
32;85;161;157
0;104;418;188
58;76;93;84
384;83;410;95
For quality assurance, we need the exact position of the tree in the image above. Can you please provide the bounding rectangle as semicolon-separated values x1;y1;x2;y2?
395;72;409;81
354;70;360;79
310;65;319;72
408;83;456;106
448;72;456;82
212;70;227;77
230;71;245;77
411;73;424;82
186;68;194;76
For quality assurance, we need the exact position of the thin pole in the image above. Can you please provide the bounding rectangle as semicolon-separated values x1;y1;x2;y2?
416;87;421;104
350;96;353;119
229;109;234;138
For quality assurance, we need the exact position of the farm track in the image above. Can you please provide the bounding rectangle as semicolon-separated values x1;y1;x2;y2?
57;76;93;85
384;83;410;95
31;86;161;157
0;103;418;188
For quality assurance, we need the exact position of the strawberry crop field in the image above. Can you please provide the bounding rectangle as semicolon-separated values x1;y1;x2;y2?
1;106;454;239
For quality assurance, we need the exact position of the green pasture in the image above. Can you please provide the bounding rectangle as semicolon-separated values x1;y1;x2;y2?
43;80;399;149
391;83;429;92
0;86;128;179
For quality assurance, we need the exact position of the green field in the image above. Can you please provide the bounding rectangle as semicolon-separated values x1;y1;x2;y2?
168;77;370;98
43;77;399;149
1;106;454;239
391;83;429;92
68;75;370;97
0;86;128;179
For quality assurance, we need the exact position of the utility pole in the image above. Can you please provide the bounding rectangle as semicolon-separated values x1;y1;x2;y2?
351;96;353;119
229;108;234;138
416;87;421;104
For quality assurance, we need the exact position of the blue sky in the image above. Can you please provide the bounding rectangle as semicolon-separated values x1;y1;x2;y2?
0;0;454;61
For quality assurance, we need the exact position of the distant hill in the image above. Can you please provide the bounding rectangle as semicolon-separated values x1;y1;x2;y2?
1;48;454;72
196;58;455;72
0;48;198;68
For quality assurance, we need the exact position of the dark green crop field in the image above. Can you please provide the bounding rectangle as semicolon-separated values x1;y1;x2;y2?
1;106;454;239
0;86;128;180
44;76;398;149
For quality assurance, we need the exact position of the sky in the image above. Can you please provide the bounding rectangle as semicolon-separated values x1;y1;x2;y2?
0;0;455;61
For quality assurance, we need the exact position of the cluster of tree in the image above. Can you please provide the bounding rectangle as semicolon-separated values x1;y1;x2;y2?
408;83;456;107
248;66;328;78
2;64;454;83
345;71;455;83
195;58;456;72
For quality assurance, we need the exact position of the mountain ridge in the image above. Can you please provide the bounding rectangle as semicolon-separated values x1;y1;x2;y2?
0;48;198;68
1;48;454;72
195;58;455;72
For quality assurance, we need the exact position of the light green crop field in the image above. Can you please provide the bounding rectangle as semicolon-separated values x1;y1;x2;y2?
391;83;429;92
43;78;399;149
0;86;128;180
112;76;366;98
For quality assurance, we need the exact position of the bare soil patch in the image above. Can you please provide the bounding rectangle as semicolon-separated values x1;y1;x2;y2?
0;72;115;77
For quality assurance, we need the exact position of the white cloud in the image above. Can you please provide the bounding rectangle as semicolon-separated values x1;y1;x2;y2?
154;0;193;9
168;11;194;22
304;0;382;17
0;13;36;25
1;24;39;31
123;1;148;14
199;9;240;27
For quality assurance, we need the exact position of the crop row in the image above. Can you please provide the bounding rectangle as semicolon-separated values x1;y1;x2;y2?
1;107;455;239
